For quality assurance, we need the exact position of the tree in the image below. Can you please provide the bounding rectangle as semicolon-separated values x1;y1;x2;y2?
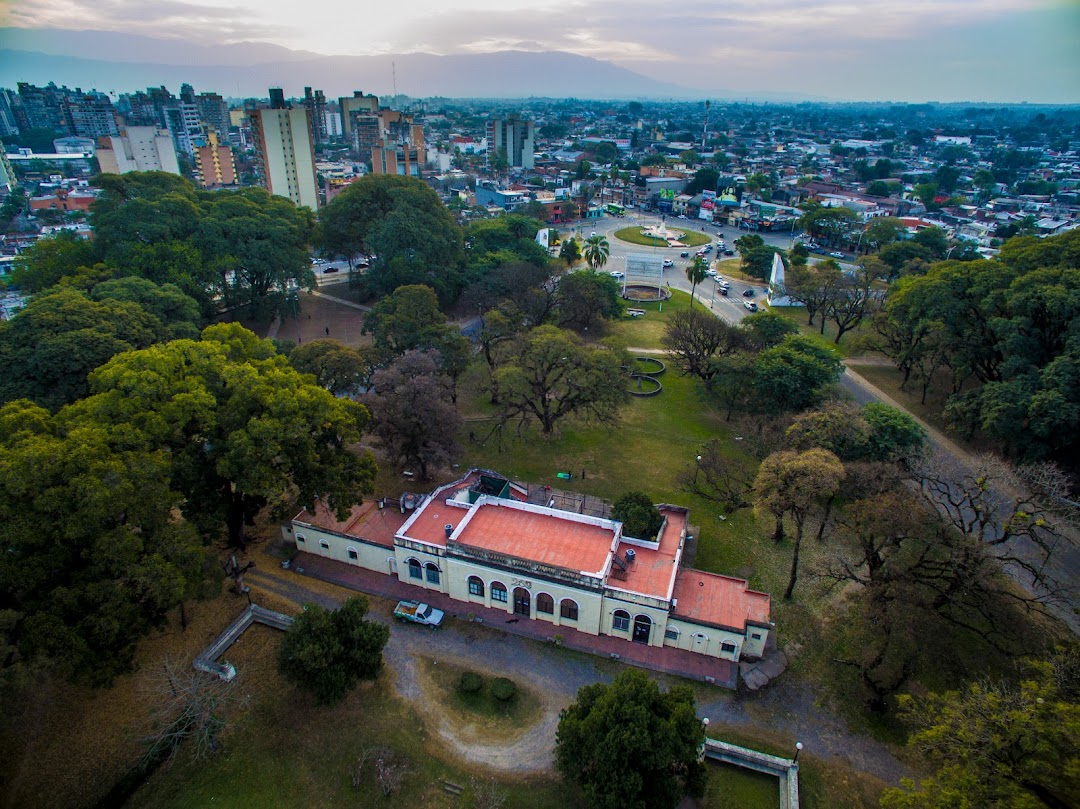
785;260;843;330
881;657;1080;809
493;325;626;435
71;323;377;547
740;311;799;349
678;436;756;513
279;596;390;705
555;669;707;809
289;339;373;396
741;245;780;281
559;238;581;267
826;258;885;344
733;233;764;255
914;182;940;210
142;659;242;762
8;231;96;292
583;234;610;270
861;403;927;461
0;400;214;684
911;226;949;259
878;242;934;280
662;308;746;382
786;402;873;461
685;256;709;306
863;217;904;251
362;350;462;480
752;335;843;414
611;492;664;539
753;448;844;598
865;180;896;198
556;270;622;331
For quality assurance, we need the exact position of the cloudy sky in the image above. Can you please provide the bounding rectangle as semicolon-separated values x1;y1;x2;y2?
5;0;1079;101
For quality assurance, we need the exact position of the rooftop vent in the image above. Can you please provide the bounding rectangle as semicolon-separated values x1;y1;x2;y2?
444;523;453;540
625;548;636;564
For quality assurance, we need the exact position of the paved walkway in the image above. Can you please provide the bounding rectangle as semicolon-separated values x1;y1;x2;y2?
288;550;738;688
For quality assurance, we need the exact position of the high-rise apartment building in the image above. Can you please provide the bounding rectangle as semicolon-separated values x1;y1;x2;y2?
63;93;120;139
194;130;237;188
196;92;231;138
350;114;381;157
163;102;203;155
303;87;329;144
339;91;379;141
249;105;319;209
96;127;181;175
15;82;69;132
487;114;535;169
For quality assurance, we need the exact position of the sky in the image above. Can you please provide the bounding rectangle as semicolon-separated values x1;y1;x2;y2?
4;0;1080;102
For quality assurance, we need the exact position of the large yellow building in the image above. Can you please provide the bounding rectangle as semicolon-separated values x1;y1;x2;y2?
249;106;319;209
285;470;773;673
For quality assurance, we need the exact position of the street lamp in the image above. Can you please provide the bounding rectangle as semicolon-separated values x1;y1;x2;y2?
793;742;803;764
694;455;702;485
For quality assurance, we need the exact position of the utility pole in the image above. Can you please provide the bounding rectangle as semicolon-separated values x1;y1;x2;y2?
701;100;710;153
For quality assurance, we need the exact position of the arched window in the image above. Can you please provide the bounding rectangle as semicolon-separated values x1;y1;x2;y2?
468;576;485;597
632;614;652;644
612;609;631;632
720;641;738;655
347;547;359;561
664;625;680;642
425;562;441;584
491;581;508;603
407;558;422;580
560;599;579;621
536;593;554;615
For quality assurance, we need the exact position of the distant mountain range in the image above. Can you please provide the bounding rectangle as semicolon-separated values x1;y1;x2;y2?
0;28;818;102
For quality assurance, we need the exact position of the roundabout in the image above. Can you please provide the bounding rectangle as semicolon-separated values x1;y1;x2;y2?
613;226;710;249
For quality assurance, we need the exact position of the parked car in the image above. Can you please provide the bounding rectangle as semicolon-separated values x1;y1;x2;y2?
830;251;845;259
394;600;445;627
742;288;754;297
662;259;674;268
610;270;625;279
744;301;758;312
323;267;339;273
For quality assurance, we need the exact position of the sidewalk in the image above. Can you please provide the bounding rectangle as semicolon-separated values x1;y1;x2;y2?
291;550;739;689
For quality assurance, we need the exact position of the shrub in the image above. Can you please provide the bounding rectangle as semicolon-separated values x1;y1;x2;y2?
491;677;517;702
612;491;664;539
459;671;483;694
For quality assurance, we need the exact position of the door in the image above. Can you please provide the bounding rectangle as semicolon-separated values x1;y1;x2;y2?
632;615;652;644
513;587;531;617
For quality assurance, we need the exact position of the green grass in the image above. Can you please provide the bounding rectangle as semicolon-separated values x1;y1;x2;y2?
418;657;542;729
605;288;694;349
614;226;710;247
768;306;869;358
702;762;779;809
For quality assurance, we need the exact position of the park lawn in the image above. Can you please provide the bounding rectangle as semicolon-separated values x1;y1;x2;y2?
605;287;694;350
768;305;869;359
614;226;710;248
702;762;779;809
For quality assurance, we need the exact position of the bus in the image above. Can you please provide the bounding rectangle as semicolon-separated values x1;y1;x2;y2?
605;203;625;217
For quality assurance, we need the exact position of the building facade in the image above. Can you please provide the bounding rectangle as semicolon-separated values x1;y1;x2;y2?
285;471;773;667
303;87;329;144
487;115;535;169
249;106;320;209
194;130;238;188
96;127;181;175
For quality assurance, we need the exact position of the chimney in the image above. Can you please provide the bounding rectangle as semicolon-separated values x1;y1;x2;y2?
444;524;453;540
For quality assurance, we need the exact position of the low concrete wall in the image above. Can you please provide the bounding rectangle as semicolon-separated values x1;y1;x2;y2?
704;738;800;809
194;604;295;681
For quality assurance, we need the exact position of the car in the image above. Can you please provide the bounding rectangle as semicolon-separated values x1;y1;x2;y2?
310;258;325;265
706;268;717;277
678;214;687;219
719;280;731;289
830;251;845;259
610;270;625;279
719;287;729;296
703;244;713;252
680;251;689;258
742;288;754;297
744;301;758;312
590;231;597;237
323;267;339;273
662;259;674;268
724;249;735;256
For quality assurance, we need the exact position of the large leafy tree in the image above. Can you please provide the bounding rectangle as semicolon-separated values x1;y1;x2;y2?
662;308;746;382
555;270;622;330
611;491;664;539
278;596;390;705
362;350;462;480
289;339;374;396
494;325;627;434
0;400;214;684
70;323;377;547
751;335;843;414
555;669;707;809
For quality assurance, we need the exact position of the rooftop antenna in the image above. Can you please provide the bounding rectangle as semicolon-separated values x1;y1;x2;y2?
392;61;398;100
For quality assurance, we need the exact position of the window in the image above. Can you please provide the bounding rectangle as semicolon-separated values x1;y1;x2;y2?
721;641;737;654
295;533;306;543
536;593;554;614
751;632;762;640
425;562;441;585
491;582;507;603
560;599;579;621
612;610;631;632
347;548;358;561
319;540;330;550
407;558;422;580
664;627;680;641
468;576;484;597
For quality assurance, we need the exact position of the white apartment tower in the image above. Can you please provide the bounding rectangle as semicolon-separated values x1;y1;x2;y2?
249;106;320;210
487;114;535;170
96;127;181;175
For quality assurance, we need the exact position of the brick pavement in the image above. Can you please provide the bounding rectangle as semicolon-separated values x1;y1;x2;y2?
291;550;738;689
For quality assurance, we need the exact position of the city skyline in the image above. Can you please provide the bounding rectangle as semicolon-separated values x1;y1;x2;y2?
3;0;1079;103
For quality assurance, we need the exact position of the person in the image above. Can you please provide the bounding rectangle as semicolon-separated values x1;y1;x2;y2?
325;326;330;336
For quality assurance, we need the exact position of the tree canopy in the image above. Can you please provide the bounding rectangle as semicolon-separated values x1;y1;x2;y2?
611;492;664;539
555;669;707;809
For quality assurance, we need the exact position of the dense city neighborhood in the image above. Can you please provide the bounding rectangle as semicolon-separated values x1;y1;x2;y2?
1;17;1079;809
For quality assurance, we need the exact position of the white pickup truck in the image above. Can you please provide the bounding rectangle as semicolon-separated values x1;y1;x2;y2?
393;600;445;627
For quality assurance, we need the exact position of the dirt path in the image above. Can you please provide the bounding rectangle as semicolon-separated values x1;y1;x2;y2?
246;567;908;782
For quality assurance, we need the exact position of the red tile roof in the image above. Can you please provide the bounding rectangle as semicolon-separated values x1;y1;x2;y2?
295;500;406;548
672;569;771;632
611;508;686;600
456;503;616;575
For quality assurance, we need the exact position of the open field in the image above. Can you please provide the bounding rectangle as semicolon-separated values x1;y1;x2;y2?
614;226;710;248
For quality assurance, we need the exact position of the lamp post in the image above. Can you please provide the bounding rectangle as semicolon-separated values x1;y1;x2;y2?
694;455;702;485
793;742;803;764
698;718;710;761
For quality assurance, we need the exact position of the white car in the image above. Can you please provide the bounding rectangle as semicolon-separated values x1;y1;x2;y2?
718;279;731;288
830;251;845;259
662;259;674;268
743;301;758;312
610;270;625;279
706;269;717;277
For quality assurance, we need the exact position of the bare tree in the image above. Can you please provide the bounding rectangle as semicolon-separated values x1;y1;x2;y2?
470;776;509;809
677;439;756;515
142;658;243;764
351;746;413;796
662;309;746;382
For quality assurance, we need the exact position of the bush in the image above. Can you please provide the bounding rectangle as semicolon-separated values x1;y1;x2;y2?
458;670;483;694
612;491;664;539
490;677;517;702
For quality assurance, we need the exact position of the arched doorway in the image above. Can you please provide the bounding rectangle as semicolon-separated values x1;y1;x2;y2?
632;614;652;644
513;587;531;617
